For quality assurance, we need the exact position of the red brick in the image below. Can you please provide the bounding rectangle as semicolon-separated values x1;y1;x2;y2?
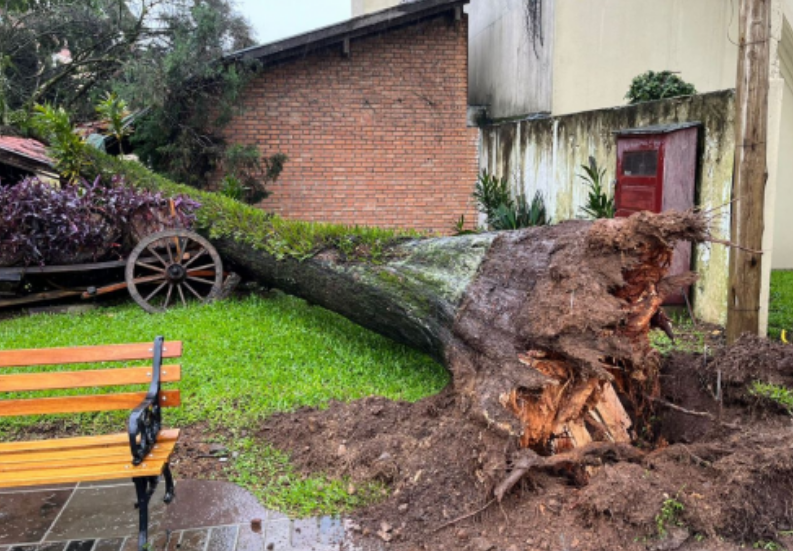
213;14;478;233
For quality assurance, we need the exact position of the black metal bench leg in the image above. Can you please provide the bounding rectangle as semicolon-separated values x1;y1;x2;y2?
162;464;175;504
133;476;156;551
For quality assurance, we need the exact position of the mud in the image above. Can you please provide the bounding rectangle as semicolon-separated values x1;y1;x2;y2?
261;336;793;551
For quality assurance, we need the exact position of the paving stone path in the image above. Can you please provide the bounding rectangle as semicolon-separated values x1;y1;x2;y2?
0;480;377;551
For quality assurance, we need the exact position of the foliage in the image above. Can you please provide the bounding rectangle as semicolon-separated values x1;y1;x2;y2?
768;270;793;340
0;0;151;118
0;176;199;266
2;0;260;190
626;71;697;104
473;170;512;221
30;103;88;181
95;92;132;154
86;149;424;262
578;156;615;219
220;144;287;204
473;170;550;230
0;54;12;126
749;381;793;415
120;1;260;189
0;294;448;514
655;496;685;537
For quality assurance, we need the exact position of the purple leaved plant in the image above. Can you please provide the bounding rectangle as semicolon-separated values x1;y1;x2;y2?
0;177;200;267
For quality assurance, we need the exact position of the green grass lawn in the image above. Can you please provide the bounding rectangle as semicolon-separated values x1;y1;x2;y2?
0;293;449;515
769;270;793;340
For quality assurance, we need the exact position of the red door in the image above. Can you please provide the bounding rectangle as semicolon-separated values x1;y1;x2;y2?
615;137;665;217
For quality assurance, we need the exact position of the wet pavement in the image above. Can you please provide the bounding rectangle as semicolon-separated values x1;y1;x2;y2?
0;480;373;551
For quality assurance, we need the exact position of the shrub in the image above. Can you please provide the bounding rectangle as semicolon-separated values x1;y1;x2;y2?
30;103;88;182
626;70;697;104
0;177;199;266
221;144;287;204
578;156;615;219
473;170;550;230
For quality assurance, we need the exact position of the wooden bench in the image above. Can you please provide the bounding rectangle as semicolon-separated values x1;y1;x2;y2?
0;336;182;551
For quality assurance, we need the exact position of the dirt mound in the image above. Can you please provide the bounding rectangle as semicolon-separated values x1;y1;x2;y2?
708;333;793;399
262;339;793;551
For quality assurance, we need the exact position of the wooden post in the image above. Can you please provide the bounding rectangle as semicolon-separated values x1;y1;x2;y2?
727;0;771;344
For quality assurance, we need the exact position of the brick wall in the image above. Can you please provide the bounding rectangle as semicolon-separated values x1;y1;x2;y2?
217;14;479;233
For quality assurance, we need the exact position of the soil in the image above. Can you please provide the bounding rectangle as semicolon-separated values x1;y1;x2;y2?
256;334;793;551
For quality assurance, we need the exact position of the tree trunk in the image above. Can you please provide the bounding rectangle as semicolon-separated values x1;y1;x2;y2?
213;210;708;487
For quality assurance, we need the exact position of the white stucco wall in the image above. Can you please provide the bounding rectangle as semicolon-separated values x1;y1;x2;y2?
770;16;793;271
479;92;735;325
468;0;554;118
552;0;739;116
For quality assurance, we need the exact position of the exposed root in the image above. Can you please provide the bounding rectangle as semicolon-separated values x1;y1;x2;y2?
448;210;714;499
494;443;646;502
432;499;497;533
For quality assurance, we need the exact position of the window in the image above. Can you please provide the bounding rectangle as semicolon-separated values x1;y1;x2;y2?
622;150;658;176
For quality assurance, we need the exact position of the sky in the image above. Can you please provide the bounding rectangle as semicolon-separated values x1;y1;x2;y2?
235;0;352;45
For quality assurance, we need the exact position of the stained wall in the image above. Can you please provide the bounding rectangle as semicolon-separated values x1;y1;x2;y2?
479;90;736;324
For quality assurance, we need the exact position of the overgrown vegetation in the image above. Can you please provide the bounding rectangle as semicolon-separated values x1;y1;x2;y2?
473;170;550;230
626;70;697;104
0;176;198;266
0;294;448;514
86;149;423;262
578;156;615;219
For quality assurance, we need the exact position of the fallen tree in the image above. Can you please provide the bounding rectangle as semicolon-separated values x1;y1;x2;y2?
88;151;710;494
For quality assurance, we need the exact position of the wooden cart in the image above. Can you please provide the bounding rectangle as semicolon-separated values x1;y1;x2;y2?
0;229;223;313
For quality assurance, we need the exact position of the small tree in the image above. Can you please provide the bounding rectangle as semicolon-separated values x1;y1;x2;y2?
96;92;133;155
625;71;697;104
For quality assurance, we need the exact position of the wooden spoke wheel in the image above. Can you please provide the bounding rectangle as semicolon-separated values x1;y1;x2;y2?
126;229;223;314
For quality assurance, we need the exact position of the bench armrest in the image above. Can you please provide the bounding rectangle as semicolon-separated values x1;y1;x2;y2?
128;336;165;465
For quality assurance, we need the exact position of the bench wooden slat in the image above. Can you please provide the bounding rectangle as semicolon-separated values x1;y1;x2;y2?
0;453;172;473
0;437;178;465
0;429;180;454
0;443;175;473
0;365;182;393
0;341;183;368
0;459;167;488
0;390;180;417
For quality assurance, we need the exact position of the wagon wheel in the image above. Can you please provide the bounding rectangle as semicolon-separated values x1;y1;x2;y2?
126;229;223;314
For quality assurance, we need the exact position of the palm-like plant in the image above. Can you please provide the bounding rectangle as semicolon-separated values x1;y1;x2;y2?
30;103;87;182
96;92;132;155
578;156;615;219
473;170;550;230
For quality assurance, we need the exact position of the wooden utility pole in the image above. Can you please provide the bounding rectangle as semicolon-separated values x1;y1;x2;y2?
726;0;771;344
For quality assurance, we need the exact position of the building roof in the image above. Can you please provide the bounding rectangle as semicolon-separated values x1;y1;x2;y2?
226;0;468;64
0;136;56;175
